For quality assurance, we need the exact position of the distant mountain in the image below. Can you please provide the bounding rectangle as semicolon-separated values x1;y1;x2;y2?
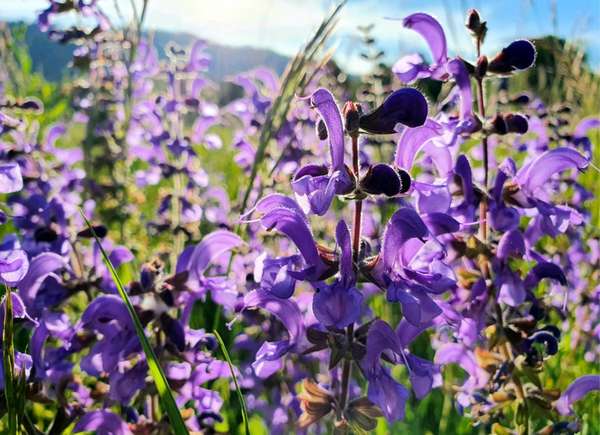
14;22;290;82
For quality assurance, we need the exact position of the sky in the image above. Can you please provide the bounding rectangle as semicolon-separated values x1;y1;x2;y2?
3;0;600;74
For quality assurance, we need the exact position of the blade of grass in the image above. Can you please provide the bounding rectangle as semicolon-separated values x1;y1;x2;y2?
3;285;18;434
238;0;347;215
213;329;249;435
80;210;189;435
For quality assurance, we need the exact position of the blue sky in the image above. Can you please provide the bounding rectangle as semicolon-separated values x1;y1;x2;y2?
3;0;600;74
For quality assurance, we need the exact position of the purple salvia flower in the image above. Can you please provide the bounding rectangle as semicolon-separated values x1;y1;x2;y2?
74;410;132;435
0;249;29;285
393;13;449;83
555;375;600;415
312;220;363;329
292;88;354;216
243;289;304;378
0;163;23;193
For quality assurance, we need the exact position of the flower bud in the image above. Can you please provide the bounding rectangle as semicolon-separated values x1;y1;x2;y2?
475;55;488;79
509;93;531;105
488;40;536;75
490;113;508;135
504;113;529;134
465;9;487;43
358;88;428;134
16;98;43;113
77;224;108;239
343;101;361;137
360;163;401;196
396;168;412;194
465;9;481;32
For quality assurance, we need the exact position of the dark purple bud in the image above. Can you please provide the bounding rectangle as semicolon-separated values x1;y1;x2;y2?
540;325;561;340
396;168;412;194
475;55;488;78
504;113;529;134
488;40;536;74
160;313;185;352
294;164;329;181
34;227;58;243
343;101;361;136
555;104;572;114
510;93;531;105
159;289;174;307
491;113;508;135
17;98;43;112
77;225;108;239
316;119;328;140
529;303;546;320
360;163;401;196
465;9;481;32
359;88;428;134
465;9;487;42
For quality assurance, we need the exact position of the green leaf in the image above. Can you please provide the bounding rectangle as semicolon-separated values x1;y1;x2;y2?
213;329;250;435
3;285;18;434
79;210;189;435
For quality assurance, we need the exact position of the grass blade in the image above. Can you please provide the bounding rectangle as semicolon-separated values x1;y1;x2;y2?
238;0;347;214
80;211;189;435
3;285;18;434
213;329;250;435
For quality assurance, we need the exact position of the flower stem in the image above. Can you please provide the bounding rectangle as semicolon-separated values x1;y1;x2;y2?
339;133;361;421
476;77;489;243
474;43;530;435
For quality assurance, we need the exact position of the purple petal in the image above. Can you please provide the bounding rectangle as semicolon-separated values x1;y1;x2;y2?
403;13;448;67
363;320;402;372
574;117;600;138
336;220;354;287
446;58;474;122
415;182;451;214
258;206;325;278
308;88;345;171
0;250;29;285
497;268;526;307
359;88;428;132
516;147;589;194
392;53;431;83
524;262;567;289
421;213;459;236
395;319;432;347
0;163;23;194
496;229;526;259
394;119;444;170
74;410;132;434
242;193;307;224
244;290;303;345
17;253;66;310
367;367;409;422
555;375;600;415
188;230;244;280
434;343;487;386
313;282;363;329
382;208;428;270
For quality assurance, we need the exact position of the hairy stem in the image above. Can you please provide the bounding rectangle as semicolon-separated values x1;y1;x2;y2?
474;42;529;435
339;133;361;421
476;77;489;243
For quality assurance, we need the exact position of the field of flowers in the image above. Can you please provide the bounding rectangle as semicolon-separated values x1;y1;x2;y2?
0;1;599;434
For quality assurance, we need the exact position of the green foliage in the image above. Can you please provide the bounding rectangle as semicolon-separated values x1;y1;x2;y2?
239;0;348;214
214;329;250;435
80;212;190;435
